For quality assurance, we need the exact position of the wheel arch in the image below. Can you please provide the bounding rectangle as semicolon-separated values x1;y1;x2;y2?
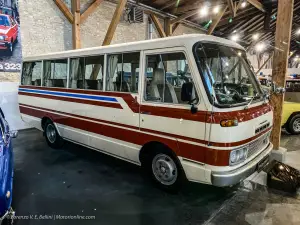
139;141;181;168
285;111;300;127
41;116;62;136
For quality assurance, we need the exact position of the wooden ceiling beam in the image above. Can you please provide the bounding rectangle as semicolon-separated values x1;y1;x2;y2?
72;0;81;49
208;6;228;35
247;0;266;12
103;0;128;45
54;0;74;23
170;8;199;24
149;14;166;37
226;0;235;17
81;0;104;23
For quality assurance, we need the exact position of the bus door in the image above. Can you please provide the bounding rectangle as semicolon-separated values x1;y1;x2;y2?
139;48;207;157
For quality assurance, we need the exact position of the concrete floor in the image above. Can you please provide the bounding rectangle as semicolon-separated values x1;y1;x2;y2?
11;129;300;225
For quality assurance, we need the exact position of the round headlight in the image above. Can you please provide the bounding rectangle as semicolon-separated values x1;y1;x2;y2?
230;151;237;163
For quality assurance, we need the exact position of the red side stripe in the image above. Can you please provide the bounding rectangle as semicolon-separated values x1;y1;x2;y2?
19;105;231;166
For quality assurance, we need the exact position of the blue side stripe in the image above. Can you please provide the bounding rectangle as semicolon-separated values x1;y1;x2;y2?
19;88;118;103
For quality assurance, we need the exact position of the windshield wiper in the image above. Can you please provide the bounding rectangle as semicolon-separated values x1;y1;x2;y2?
244;94;259;110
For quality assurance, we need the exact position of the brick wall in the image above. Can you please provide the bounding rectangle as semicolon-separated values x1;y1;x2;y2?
1;0;205;82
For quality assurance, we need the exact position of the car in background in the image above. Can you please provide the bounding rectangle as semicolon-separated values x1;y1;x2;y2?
0;14;18;56
281;102;300;135
0;108;16;223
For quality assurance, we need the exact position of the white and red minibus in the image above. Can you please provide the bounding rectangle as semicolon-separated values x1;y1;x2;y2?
18;34;273;190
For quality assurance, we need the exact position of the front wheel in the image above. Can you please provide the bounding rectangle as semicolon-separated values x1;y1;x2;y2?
6;42;12;56
146;149;186;192
44;120;64;148
287;114;300;135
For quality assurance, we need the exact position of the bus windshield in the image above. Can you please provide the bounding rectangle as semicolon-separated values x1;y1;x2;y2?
194;42;263;108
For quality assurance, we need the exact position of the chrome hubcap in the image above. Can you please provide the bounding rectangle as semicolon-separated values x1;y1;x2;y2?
46;124;56;143
152;154;177;185
293;118;300;132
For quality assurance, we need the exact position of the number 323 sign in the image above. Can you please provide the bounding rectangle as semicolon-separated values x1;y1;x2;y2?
0;63;21;72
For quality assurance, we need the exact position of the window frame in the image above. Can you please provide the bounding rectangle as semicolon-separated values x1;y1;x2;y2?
68;54;105;90
105;51;142;94
21;60;43;86
141;47;200;108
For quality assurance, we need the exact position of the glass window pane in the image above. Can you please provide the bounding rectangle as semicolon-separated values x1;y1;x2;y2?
106;52;140;93
84;55;104;90
145;52;197;105
43;59;68;87
21;61;42;86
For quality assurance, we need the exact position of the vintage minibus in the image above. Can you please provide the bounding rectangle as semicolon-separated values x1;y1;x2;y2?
18;34;273;190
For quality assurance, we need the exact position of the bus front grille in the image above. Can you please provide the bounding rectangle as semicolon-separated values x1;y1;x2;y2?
247;132;271;159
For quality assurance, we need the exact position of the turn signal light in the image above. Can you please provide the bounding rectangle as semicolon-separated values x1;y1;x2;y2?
220;119;238;127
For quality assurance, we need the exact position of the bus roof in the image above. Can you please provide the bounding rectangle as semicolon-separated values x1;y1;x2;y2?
24;34;244;62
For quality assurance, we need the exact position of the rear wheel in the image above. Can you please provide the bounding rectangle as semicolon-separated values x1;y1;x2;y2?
287;114;300;135
44;120;64;148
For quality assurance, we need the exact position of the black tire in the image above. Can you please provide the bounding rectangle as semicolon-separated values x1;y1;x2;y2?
44;120;64;148
287;114;300;135
6;42;13;56
143;145;186;192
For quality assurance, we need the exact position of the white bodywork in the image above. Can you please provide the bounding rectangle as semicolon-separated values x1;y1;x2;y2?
19;34;274;186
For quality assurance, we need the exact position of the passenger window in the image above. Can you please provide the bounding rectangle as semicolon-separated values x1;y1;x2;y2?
84;55;104;90
106;52;140;93
144;52;198;105
69;56;104;90
43;59;68;87
21;61;42;86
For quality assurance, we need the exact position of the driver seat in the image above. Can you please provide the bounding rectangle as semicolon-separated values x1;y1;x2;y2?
149;68;178;104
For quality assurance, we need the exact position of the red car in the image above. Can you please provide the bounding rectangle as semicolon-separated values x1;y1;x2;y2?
0;14;18;56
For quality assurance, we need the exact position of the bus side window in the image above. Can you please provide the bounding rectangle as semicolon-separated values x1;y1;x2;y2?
21;61;42;86
144;52;198;105
106;52;140;93
84;55;104;90
43;59;68;88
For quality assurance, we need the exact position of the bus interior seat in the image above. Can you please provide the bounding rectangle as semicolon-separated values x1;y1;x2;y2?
33;79;41;86
85;80;98;90
115;72;130;92
149;68;178;104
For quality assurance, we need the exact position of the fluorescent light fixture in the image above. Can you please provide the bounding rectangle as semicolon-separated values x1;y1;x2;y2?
231;34;239;42
256;43;265;52
199;6;208;17
252;33;259;40
213;6;220;14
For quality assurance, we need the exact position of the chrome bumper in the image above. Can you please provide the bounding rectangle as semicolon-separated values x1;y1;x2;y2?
211;143;273;187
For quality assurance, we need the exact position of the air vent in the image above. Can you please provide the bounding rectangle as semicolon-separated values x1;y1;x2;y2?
128;7;144;23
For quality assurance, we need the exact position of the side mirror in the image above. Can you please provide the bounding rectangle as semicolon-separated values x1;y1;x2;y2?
191;104;198;114
10;131;18;138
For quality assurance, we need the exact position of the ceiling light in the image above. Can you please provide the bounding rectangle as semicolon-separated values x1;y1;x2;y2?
238;52;242;56
231;34;239;42
213;6;220;14
199;6;208;17
297;29;300;35
256;43;265;52
252;33;259;40
241;1;247;8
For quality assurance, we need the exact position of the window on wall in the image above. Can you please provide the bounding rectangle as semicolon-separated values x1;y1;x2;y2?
106;52;140;93
69;55;104;90
21;61;42;86
43;59;68;87
144;52;198;104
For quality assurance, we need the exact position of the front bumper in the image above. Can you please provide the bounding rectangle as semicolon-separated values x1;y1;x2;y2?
211;142;273;187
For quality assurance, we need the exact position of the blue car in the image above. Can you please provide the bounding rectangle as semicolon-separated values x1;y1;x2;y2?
0;108;16;223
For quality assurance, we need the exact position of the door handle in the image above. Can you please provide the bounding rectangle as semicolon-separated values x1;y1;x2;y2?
141;111;151;115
